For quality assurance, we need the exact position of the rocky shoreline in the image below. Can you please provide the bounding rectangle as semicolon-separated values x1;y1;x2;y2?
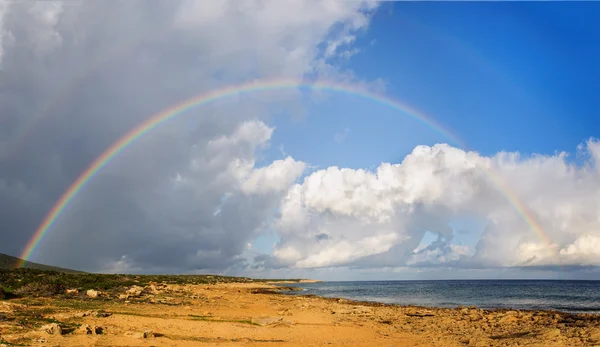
1;281;599;346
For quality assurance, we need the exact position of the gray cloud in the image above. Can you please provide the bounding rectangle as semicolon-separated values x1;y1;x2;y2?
0;0;378;272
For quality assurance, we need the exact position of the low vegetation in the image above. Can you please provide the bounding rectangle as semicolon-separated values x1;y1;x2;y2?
0;267;303;299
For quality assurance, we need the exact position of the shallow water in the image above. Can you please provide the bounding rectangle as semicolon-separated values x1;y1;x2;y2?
284;280;600;314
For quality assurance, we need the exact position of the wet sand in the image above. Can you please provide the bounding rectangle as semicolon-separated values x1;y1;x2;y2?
1;282;600;346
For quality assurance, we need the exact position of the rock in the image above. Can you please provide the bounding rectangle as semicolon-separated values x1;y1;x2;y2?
79;324;93;335
499;315;519;324
252;316;284;326
65;288;79;295
331;309;352;315
86;289;99;298
588;328;600;342
542;328;562;339
95;310;112;318
41;323;62;335
147;285;160;294
94;326;104;334
278;309;293;316
126;285;144;297
119;294;130;300
140;330;155;338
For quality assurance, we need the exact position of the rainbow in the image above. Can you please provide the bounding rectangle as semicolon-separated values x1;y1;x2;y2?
19;78;550;266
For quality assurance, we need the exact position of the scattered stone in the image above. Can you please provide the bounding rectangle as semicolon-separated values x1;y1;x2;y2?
86;289;99;298
147;284;160;294
542;328;562;339
119;294;130;300
65;288;79;295
588;328;600;343
95;310;112;318
126;285;144;297
499;315;519;324
252;316;284;326
79;324;93;335
41;323;62;335
140;330;155;338
278;309;293;316
126;330;155;338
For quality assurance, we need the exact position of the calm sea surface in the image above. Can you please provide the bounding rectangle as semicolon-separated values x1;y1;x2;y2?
283;280;600;314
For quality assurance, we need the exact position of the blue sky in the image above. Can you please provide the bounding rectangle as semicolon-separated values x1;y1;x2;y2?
252;2;600;260
269;2;599;164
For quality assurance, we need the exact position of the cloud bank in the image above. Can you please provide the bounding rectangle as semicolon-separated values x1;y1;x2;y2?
268;140;600;271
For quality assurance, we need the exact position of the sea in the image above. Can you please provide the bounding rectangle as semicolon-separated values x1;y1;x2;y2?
282;280;600;314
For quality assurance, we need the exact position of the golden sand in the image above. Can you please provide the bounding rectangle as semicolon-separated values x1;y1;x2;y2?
1;282;599;346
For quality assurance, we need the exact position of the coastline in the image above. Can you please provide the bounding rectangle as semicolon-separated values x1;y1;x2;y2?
1;281;599;346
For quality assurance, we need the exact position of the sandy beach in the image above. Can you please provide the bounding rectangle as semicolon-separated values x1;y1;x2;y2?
1;281;600;346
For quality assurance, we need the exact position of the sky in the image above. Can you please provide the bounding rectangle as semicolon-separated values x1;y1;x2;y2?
0;1;599;280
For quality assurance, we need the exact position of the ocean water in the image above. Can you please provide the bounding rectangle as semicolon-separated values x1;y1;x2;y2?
283;280;600;314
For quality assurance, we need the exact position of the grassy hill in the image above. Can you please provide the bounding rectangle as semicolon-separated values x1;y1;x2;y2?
0;253;83;273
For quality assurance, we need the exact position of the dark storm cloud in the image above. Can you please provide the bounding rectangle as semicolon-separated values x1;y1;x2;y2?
0;0;376;272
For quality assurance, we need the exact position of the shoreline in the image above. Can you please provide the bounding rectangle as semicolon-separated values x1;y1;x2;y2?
274;281;600;316
1;281;600;346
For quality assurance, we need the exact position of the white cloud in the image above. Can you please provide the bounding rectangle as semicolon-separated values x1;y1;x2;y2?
273;140;600;270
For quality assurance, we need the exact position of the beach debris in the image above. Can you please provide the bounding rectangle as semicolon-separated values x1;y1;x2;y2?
86;289;99;298
41;323;62;335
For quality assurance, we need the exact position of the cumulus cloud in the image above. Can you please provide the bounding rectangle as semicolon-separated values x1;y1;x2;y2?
272;140;600;271
0;0;379;272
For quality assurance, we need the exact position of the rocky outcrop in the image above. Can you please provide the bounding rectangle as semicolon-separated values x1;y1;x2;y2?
86;289;99;298
41;323;62;335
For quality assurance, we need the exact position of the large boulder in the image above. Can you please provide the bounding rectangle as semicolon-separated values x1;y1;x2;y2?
86;289;99;298
126;286;144;297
